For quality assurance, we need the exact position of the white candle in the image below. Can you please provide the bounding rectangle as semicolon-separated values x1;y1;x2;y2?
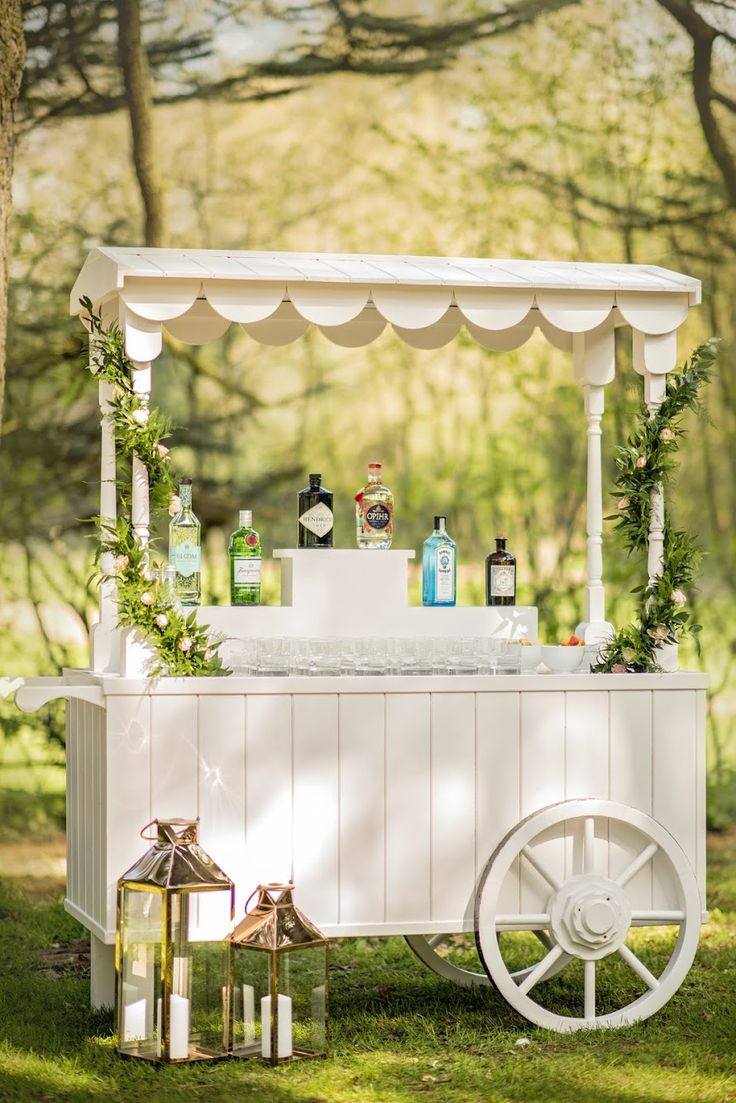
156;997;162;1058
169;994;190;1060
242;984;255;1043
123;997;147;1042
261;994;293;1059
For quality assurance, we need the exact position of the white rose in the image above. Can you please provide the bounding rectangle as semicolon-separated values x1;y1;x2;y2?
140;591;154;606
155;613;169;628
635;456;647;468
112;554;129;573
659;427;675;443
617;497;630;510
156;443;169;459
179;636;194;652
672;589;687;608
168;495;182;517
131;407;149;426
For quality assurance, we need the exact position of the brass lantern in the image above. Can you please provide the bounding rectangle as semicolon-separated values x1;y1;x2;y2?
227;882;328;1064
116;819;234;1063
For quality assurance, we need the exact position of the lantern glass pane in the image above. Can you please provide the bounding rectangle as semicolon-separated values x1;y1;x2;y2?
118;888;162;1060
279;945;328;1058
230;949;271;1057
168;890;231;1061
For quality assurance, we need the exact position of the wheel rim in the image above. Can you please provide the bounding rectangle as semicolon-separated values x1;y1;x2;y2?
475;799;701;1031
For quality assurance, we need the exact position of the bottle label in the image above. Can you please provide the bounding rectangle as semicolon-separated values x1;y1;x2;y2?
491;564;515;597
170;541;200;578
362;501;392;531
233;557;261;585
299;502;334;537
435;546;455;600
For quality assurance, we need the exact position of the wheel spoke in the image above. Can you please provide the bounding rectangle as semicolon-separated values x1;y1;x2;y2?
583;816;595;875
618;943;660;990
495;913;550;930
521;846;561;892
428;934;449;950
631;909;685;924
584;960;596;1021
616;842;658;888
517;943;565;995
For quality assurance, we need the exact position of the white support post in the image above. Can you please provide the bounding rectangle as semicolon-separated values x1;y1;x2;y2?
573;327;615;644
90;935;116;1009
130;361;152;552
90;369;120;672
644;372;667;584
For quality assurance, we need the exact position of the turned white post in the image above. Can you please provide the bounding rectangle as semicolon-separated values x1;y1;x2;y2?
130;361;152;551
90;370;119;672
573;326;615;643
632;330;676;584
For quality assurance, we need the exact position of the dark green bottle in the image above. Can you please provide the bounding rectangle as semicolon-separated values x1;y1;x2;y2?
485;534;516;606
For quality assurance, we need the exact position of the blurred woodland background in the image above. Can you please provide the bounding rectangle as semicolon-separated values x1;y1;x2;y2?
1;0;735;822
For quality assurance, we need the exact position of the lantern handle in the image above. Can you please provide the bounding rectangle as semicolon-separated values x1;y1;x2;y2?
139;819;158;841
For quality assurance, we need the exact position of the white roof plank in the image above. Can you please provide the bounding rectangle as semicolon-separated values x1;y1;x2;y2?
70;247;700;317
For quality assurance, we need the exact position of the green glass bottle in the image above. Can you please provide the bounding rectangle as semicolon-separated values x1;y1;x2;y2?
229;510;262;606
169;478;201;606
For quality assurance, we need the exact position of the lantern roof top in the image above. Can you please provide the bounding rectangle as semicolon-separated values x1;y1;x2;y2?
228;883;327;950
119;818;234;892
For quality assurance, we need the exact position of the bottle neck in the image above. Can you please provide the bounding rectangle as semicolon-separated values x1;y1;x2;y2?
179;483;193;510
434;517;446;533
496;538;507;551
367;471;381;484
239;510;252;529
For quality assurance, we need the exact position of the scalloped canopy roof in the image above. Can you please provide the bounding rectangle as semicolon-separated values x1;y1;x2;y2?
70;247;701;362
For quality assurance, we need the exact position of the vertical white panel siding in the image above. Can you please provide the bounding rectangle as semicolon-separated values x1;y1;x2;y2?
292;695;339;926
197;695;246;916
430;694;476;923
105;696;152;930
338;695;385;925
385;693;431;924
94;702;106;926
150;696;198;820
565;691;609;879
609;690;653;910
653;691;698;911
696;690;707;903
66;699;78;914
475;692;521;915
243;695;292;890
520;692;566;914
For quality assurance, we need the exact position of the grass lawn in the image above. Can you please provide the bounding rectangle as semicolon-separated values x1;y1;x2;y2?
0;804;735;1103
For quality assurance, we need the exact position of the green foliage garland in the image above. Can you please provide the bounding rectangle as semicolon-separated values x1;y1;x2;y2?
83;298;228;677
594;339;716;673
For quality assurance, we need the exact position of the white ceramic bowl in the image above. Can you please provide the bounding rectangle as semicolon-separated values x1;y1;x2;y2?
540;645;585;673
520;644;542;672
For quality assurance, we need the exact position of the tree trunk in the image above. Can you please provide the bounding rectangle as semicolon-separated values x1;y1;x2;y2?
117;0;165;246
0;0;25;439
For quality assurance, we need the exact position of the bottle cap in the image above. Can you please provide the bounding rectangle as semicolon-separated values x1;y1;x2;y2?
239;510;252;528
434;515;446;529
309;473;321;483
496;532;507;539
180;477;193;486
368;462;382;470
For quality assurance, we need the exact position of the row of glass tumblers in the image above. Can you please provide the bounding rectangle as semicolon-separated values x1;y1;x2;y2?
226;637;525;676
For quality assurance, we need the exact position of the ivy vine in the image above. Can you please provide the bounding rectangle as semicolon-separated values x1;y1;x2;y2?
83;297;228;677
594;339;716;673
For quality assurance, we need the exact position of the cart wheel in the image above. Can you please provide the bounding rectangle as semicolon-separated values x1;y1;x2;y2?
405;930;564;987
475;799;701;1032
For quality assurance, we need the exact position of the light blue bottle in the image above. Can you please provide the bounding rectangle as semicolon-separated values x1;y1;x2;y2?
422;515;456;607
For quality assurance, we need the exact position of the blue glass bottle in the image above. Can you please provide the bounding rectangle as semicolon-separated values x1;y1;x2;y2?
422;515;456;606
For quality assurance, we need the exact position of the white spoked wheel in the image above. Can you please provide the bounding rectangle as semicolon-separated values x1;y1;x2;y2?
405;930;564;988
475;799;701;1032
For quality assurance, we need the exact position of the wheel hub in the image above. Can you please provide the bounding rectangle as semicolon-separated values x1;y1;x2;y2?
549;874;631;960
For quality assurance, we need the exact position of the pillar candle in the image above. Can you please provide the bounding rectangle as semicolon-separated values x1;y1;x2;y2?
261;993;293;1059
169;994;190;1060
243;984;255;1043
123;997;147;1042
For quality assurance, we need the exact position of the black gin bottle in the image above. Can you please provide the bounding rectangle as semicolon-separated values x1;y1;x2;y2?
297;473;334;547
485;534;516;605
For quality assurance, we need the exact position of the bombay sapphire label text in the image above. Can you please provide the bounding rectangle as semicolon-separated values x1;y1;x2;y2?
435;546;455;600
299;502;334;537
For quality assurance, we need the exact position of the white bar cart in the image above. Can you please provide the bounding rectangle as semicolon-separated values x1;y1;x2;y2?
12;249;707;1033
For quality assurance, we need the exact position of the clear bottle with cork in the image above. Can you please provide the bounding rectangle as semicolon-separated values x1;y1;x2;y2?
355;462;393;549
229;511;262;605
485;534;516;606
169;478;201;606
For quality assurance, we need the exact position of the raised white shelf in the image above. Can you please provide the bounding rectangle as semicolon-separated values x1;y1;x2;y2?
196;548;537;641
